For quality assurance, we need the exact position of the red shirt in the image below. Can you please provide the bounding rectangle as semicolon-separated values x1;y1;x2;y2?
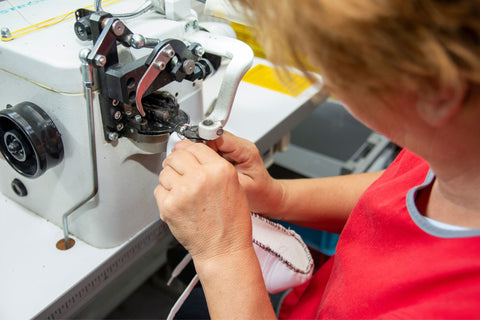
280;150;480;319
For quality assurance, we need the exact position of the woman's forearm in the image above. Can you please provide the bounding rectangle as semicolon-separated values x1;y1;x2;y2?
194;247;277;320
265;170;384;233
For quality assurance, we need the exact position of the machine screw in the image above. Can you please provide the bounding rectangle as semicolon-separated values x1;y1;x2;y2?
116;123;124;131
7;140;23;158
217;128;224;136
163;47;175;58
154;61;166;70
1;27;12;40
135;115;142;123
112;99;120;106
94;54;107;67
202;119;213;126
4;131;26;162
114;111;122;120
112;20;125;36
108;132;119;141
194;45;205;57
183;59;195;75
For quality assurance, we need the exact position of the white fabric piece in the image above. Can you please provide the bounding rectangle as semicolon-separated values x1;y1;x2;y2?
251;213;314;293
166;131;184;155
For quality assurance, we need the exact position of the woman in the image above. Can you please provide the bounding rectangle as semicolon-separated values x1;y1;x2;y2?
155;1;480;318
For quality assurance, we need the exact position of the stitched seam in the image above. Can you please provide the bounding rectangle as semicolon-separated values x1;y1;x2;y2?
252;213;314;274
252;240;313;275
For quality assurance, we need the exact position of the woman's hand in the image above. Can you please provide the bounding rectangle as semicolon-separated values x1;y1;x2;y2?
154;139;253;262
205;131;284;215
155;138;277;319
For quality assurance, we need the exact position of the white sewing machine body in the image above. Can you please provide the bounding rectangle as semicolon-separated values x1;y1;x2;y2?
0;0;252;248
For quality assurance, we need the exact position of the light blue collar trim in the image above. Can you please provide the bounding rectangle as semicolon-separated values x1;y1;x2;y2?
406;170;480;238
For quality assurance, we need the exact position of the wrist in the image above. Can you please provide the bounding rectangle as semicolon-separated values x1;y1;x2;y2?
193;246;257;280
261;178;287;217
192;247;276;319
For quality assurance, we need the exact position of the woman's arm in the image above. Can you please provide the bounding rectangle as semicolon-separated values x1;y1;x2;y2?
269;171;384;233
155;139;276;319
194;248;276;320
208;131;384;233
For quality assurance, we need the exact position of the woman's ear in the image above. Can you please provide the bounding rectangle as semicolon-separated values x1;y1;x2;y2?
416;81;468;127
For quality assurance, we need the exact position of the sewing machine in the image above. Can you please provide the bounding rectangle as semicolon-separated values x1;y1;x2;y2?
0;0;253;249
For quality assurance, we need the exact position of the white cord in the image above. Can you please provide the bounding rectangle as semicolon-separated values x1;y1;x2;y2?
167;253;192;286
167;274;200;320
165;253;198;320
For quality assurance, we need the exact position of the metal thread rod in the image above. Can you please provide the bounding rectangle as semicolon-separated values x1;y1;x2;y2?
62;48;99;249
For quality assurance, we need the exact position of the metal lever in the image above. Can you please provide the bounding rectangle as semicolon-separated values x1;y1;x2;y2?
135;44;176;116
185;31;254;140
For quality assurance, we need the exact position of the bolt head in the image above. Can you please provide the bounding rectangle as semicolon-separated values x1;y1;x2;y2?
163;47;175;58
114;111;122;120
202;119;214;126
108;132;119;141
183;60;195;75
1;27;12;39
154;61;166;70
194;45;205;57
112;21;125;36
94;55;106;67
4;131;26;162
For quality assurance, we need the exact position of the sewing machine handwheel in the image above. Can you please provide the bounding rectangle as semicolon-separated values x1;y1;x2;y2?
0;102;64;178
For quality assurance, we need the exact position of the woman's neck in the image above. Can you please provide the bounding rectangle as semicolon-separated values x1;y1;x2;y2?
412;96;480;228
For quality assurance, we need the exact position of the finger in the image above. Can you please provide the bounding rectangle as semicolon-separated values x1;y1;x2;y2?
207;131;257;164
158;166;180;191
182;141;225;165
162;149;201;175
171;139;220;165
172;139;196;152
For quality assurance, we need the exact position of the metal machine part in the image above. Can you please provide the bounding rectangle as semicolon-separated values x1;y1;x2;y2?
0;102;64;178
60;49;99;250
74;9;222;143
126;91;190;142
184;30;254;140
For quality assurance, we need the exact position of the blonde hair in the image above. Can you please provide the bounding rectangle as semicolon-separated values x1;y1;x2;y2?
232;0;480;95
